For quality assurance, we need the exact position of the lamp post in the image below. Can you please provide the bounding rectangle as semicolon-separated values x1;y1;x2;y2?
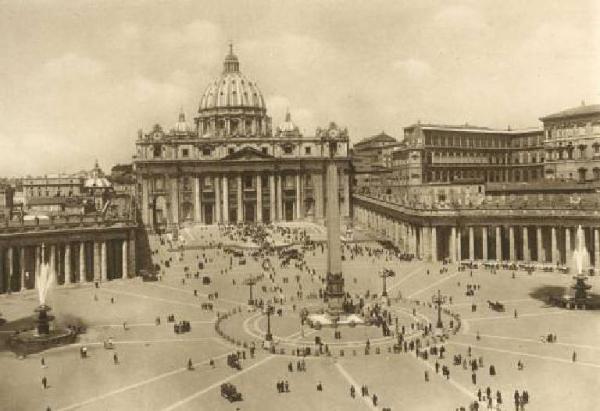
432;289;446;329
265;303;274;341
243;276;259;306
380;268;395;297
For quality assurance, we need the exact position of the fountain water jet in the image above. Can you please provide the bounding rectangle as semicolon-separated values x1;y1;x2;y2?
8;244;76;354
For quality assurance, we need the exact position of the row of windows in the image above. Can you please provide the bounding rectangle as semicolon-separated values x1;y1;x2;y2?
151;145;313;158
424;134;543;148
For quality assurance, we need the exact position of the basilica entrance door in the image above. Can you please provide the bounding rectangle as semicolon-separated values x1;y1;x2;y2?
284;200;294;221
244;203;255;223
204;204;213;225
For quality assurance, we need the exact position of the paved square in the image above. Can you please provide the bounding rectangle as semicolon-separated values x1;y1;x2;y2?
1;223;599;411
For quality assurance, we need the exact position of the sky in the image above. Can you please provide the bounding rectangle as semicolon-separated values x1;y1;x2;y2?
0;0;599;176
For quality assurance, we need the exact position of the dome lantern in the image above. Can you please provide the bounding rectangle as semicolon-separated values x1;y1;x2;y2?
223;43;240;73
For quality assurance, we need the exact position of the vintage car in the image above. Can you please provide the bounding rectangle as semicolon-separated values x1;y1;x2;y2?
487;300;505;312
140;269;158;282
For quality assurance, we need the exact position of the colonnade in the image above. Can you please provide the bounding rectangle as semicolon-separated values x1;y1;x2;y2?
0;237;134;294
355;205;600;270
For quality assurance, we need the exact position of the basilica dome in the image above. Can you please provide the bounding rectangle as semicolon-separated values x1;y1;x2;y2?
198;46;266;111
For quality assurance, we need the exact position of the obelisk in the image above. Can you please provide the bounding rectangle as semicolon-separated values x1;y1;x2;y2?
324;138;345;315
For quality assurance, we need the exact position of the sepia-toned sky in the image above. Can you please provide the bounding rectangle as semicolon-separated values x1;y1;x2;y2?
0;0;599;176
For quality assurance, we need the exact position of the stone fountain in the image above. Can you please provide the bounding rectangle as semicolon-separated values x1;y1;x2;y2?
570;225;592;308
8;245;76;354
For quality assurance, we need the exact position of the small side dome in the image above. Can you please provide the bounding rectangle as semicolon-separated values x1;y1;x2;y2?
277;110;301;137
172;110;192;134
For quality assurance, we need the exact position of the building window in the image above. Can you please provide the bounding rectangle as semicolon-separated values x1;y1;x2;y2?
153;144;161;158
202;147;211;156
283;146;293;155
261;147;268;155
244;176;253;189
228;148;235;155
305;146;311;155
182;149;189;158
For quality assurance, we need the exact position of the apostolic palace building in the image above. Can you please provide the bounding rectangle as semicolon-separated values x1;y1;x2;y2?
133;46;351;231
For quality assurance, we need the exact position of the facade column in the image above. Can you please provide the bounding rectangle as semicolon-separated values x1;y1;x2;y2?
342;169;350;218
509;226;515;262
64;243;71;285
194;176;202;223
594;228;600;271
565;227;572;267
20;247;26;291
537;227;544;262
523;226;530;262
468;226;475;261
551;227;558;264
482;227;488;261
141;178;150;227
269;174;276;222
122;240;128;279
79;242;85;283
495;226;502;261
236;175;243;223
312;173;324;220
101;241;107;281
295;173;302;220
431;226;437;262
256;174;263;222
277;174;283;221
450;226;457;262
214;176;221;224
170;177;179;226
222;175;229;224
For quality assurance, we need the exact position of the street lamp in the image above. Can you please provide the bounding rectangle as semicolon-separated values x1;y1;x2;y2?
243;276;260;306
432;289;447;329
380;268;395;297
265;302;274;341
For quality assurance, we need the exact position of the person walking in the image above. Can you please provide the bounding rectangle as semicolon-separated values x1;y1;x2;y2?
42;376;47;389
350;385;355;398
113;353;119;365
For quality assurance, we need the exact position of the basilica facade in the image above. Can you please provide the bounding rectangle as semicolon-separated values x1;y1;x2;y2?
133;47;351;230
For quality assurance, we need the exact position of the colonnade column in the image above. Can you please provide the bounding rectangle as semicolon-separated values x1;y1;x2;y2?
450;226;457;262
595;228;600;271
509;226;515;262
49;244;56;283
565;227;572;267
457;228;462;262
537;227;544;263
7;247;13;291
523;226;530;262
256;174;263;223
431;226;437;262
35;246;41;285
94;242;100;281
495;226;502;261
222;176;229;224
79;242;85;283
551;227;558;264
269;174;276;222
236;175;243;223
482;227;488;261
101;241;107;281
20;247;26;291
214;176;221;223
342;170;350;218
122;240;128;279
468;226;475;261
64;243;71;285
